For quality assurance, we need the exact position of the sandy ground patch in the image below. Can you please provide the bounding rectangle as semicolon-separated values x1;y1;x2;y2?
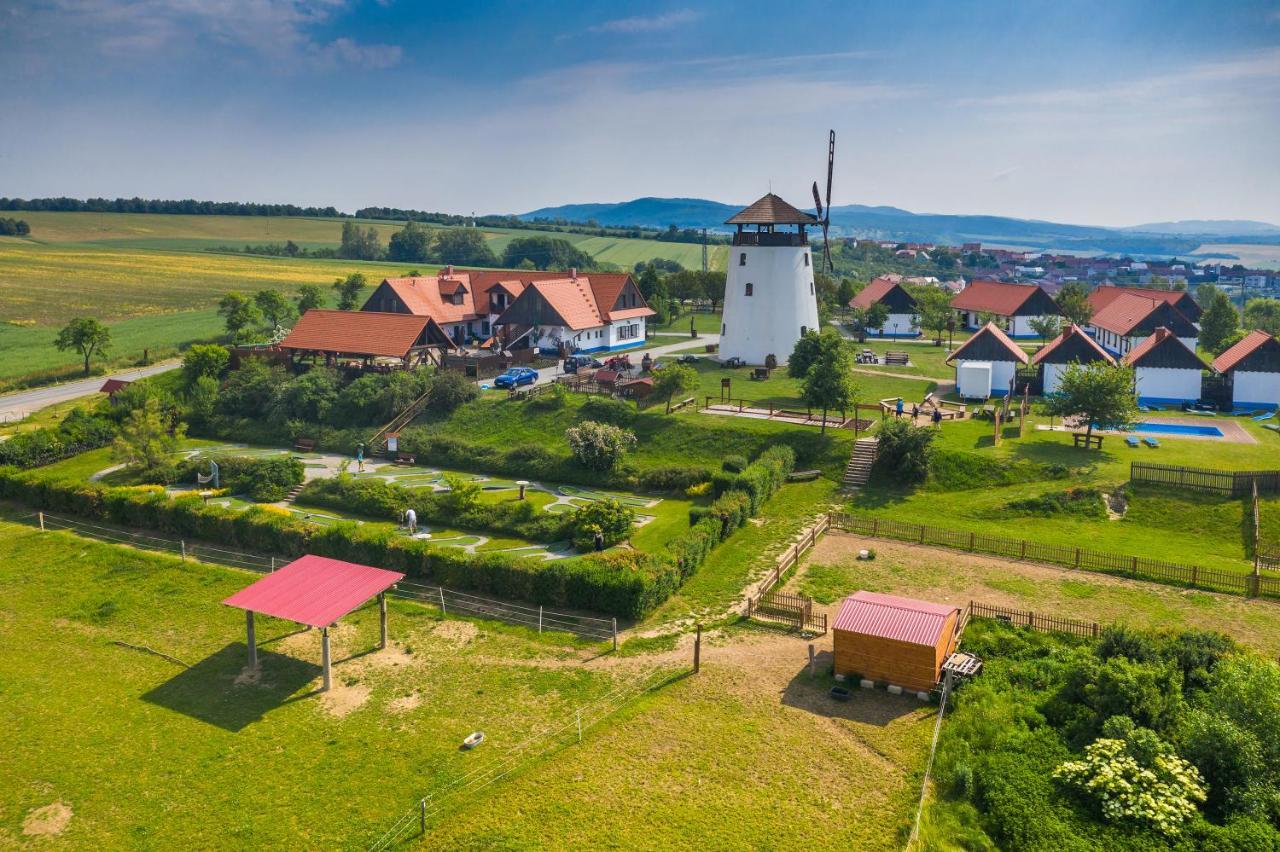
432;620;479;646
23;801;73;836
387;692;422;714
321;682;370;717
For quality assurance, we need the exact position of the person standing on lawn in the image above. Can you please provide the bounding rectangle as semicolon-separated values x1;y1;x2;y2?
404;507;417;535
356;443;365;472
895;397;904;419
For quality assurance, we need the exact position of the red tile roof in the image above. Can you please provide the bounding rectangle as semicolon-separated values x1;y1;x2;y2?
1123;326;1205;369
608;306;657;321
222;555;404;629
950;280;1046;315
99;378;132;395
725;193;818;225
848;275;901;309
1087;292;1166;335
833;591;959;646
1212;330;1278;373
946;322;1030;364
1087;283;1197;316
1031;324;1116;366
280;310;449;358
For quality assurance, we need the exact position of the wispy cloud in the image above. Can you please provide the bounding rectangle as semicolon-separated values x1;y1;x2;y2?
588;8;700;34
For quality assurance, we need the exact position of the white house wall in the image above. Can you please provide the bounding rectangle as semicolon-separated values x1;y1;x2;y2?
1134;367;1202;404
869;312;920;338
1043;363;1065;394
1232;370;1280;409
962;311;1046;339
720;245;819;365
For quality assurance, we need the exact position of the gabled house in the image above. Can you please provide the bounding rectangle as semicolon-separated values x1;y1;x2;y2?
1086;292;1199;357
1087;283;1202;324
949;280;1060;338
1031;323;1116;395
1123;327;1207;406
946;322;1029;399
361;267;652;352
848;274;919;338
494;272;654;355
1212;330;1280;410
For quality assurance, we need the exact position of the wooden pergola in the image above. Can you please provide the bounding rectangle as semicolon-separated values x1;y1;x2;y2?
221;555;405;691
278;309;455;370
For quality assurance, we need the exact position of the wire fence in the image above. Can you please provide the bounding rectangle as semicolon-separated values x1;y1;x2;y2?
27;512;619;641
366;665;681;851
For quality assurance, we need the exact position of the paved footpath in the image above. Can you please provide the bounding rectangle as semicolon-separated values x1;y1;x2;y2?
0;360;182;422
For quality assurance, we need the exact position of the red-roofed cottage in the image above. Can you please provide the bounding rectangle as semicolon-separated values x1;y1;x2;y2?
1123;327;1208;406
848;274;920;338
945;322;1030;399
1085;291;1198;357
833;591;961;692
1212;330;1280;410
1031;324;1116;395
949;280;1060;339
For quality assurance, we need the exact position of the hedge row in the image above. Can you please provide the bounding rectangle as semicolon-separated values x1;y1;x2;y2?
710;445;797;513
0;409;116;468
0;467;662;619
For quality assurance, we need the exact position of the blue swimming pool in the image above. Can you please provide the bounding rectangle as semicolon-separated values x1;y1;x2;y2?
1132;421;1224;438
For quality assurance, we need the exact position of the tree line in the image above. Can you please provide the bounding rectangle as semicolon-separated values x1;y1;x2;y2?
0;217;30;236
341;220;604;271
0;197;342;217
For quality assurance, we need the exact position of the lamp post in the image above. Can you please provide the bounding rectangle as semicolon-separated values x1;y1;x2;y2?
946;316;955;351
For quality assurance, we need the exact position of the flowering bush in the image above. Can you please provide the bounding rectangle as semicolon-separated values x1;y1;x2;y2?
565;420;637;471
1054;733;1206;837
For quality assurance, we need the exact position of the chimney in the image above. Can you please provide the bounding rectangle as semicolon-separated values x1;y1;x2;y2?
444;265;454;275
570;267;577;280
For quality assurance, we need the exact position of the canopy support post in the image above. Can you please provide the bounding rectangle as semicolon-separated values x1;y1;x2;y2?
379;593;388;649
321;627;332;691
246;610;257;668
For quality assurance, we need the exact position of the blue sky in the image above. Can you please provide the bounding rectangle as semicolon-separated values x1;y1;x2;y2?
2;0;1279;225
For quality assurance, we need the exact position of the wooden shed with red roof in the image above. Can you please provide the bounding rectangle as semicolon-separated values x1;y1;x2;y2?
946;322;1029;399
848;274;920;338
1123;327;1207;406
1212;330;1280;410
833;591;961;692
1031;324;1116;395
949;280;1060;339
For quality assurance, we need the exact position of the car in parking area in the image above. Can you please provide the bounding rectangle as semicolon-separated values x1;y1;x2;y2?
493;366;539;388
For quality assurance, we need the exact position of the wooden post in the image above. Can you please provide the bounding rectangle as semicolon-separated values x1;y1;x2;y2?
1074;547;1081;568
612;618;618;651
968;531;976;551
321;627;331;691
693;624;702;674
538;606;543;634
577;709;583;742
808;643;816;676
38;512;45;531
180;540;186;561
270;556;276;572
439;587;446;616
420;799;427;835
246;610;257;668
379;593;388;649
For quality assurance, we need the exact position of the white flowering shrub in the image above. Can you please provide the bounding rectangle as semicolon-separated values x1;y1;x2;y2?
1054;736;1206;837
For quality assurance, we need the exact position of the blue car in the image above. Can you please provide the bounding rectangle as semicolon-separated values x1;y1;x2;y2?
494;367;539;388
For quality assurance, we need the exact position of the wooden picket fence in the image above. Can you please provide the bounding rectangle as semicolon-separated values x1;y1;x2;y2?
826;512;1276;601
744;515;829;634
1130;462;1280;497
967;601;1099;639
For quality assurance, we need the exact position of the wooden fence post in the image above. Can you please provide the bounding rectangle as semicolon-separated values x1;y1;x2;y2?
612;618;618;651
968;531;975;551
439;587;446;616
1131;556;1138;578
1020;540;1027;559
918;525;926;544
693;624;702;673
420;798;427;835
1074;547;1081;568
38;512;44;532
180;540;186;561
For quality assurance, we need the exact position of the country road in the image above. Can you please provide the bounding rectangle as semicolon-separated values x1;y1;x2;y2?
0;360;181;422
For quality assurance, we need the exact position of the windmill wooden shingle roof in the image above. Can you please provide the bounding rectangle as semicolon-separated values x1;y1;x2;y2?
725;193;818;225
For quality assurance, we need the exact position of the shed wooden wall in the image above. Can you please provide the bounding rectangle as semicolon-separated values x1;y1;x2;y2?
833;611;958;692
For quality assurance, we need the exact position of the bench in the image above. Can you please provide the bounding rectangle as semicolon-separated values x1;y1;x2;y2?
670;396;696;412
787;469;821;482
884;351;910;366
293;437;316;453
394;452;417;466
750;367;771;380
1072;433;1103;449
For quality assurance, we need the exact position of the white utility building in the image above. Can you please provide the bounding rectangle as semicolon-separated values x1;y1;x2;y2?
946;322;1029;399
718;194;820;365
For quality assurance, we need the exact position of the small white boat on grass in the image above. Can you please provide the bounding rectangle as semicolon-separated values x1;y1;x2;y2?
461;731;485;750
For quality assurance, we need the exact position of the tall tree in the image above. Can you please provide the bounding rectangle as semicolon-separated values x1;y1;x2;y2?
434;229;497;266
1056;283;1093;326
501;235;590;270
253;288;297;330
113;396;187;475
1200;289;1241;355
1029;314;1063;343
54;317;111;375
295;283;326;313
1243;298;1280;336
801;334;860;433
836;279;856;315
387;220;433;262
217;292;262;341
332;273;368;311
914;287;954;345
650;363;699;414
1041;361;1138;447
338;221;382;260
699;270;727;311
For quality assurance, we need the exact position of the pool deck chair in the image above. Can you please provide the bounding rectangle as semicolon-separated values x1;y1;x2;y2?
1126;436;1141;448
1143;437;1160;448
1253;411;1276;422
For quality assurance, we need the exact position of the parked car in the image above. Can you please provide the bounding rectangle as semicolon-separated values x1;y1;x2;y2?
494;367;539;388
562;355;602;374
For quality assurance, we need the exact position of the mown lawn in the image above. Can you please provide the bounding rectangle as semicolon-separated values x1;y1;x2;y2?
0;519;634;848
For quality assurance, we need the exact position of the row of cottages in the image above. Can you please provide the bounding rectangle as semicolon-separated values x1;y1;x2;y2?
1122;327;1208;405
846;274;920;338
360;267;654;354
1031;323;1115;394
1084;284;1200;357
948;280;1060;339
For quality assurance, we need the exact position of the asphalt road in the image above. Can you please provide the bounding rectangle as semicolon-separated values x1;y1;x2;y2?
518;334;720;387
0;360;181;422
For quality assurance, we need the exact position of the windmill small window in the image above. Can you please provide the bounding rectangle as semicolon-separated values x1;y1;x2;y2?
803;253;810;267
739;253;747;266
745;282;753;297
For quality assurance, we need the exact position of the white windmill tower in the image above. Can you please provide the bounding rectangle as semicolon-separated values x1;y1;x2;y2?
719;131;835;366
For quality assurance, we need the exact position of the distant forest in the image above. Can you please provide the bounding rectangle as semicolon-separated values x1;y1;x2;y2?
0;197;343;218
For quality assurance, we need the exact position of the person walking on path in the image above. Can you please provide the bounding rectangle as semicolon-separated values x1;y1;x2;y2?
895;397;904;419
356;443;365;473
404;507;417;535
931;407;943;427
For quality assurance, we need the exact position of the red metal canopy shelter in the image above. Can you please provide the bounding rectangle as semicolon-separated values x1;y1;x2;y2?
222;555;404;691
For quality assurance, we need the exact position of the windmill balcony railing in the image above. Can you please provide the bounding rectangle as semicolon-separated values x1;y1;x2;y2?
731;232;809;247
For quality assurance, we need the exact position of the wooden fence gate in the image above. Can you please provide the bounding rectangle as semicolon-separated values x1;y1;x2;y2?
747;589;828;634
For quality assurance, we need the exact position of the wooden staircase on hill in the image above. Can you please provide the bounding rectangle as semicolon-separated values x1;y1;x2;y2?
368;386;435;453
283;483;305;503
842;437;879;489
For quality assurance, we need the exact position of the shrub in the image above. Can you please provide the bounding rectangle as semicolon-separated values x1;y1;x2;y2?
0;408;116;468
181;344;230;386
527;382;568;411
636;465;711;492
1006;488;1105;520
721;454;748;473
173;454;305;502
425;370;478;414
569;499;636;551
578;396;636;426
873;417;934;484
565;421;636;471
